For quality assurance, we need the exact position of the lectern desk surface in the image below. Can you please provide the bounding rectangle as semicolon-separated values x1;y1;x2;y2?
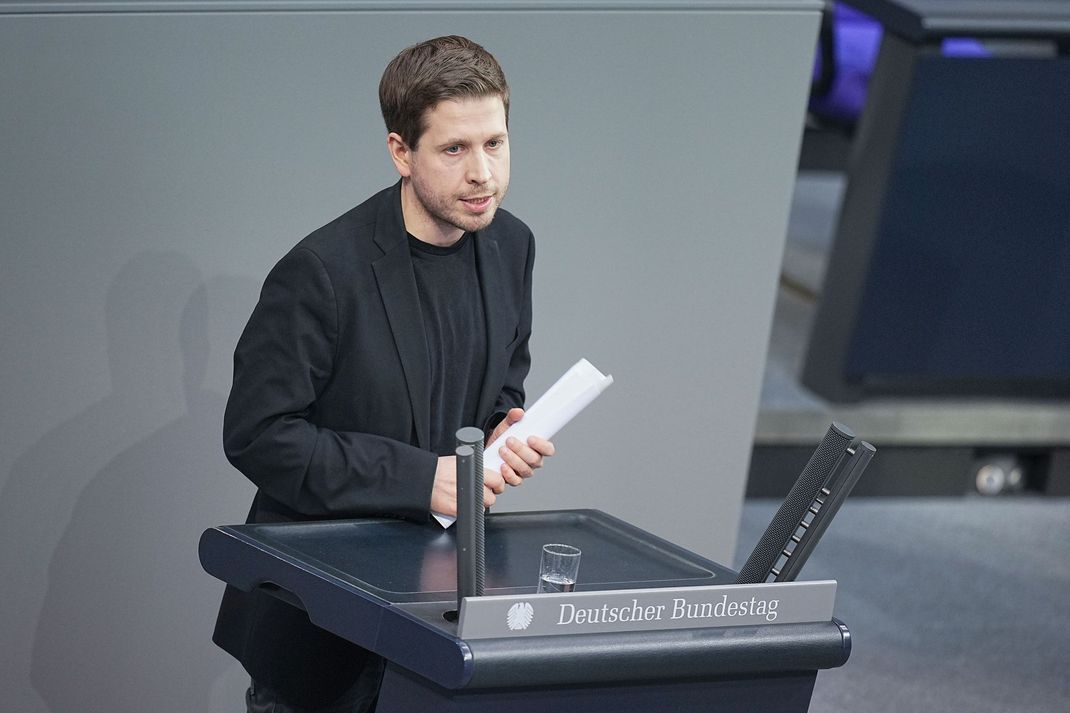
210;508;730;598
199;509;850;697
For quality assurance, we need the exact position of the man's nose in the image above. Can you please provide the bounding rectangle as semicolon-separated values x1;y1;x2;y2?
466;150;492;184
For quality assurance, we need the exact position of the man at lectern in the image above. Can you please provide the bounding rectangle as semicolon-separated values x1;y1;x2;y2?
213;36;555;712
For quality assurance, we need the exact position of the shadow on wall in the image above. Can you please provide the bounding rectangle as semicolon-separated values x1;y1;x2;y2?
0;251;254;713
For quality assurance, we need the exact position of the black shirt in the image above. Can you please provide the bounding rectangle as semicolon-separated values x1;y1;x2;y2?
408;232;488;456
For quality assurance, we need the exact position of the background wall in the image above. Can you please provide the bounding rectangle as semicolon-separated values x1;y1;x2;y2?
0;2;819;711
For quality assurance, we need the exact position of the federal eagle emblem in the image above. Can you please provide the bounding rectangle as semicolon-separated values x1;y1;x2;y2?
506;602;535;631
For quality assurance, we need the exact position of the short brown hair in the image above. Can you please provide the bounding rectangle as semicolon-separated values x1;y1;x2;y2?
379;35;510;149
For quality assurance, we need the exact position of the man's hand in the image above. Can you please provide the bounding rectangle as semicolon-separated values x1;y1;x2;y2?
487;407;556;487
487;407;524;445
431;455;506;516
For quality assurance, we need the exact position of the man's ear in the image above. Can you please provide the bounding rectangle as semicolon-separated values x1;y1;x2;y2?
387;132;413;178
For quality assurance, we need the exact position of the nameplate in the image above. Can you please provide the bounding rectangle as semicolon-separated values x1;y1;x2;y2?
457;580;836;640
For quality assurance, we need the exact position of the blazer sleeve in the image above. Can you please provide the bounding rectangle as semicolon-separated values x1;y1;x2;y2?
223;247;437;521
490;230;535;426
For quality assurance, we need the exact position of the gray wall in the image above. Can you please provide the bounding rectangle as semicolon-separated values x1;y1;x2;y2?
0;2;819;711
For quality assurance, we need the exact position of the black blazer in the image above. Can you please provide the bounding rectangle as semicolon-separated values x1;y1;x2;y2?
214;182;535;706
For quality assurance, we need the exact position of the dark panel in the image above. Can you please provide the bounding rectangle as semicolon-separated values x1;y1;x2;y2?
377;663;818;713
841;0;1070;42
1043;449;1070;496
748;445;977;497
801;33;923;402
846;56;1070;391
803;40;1070;401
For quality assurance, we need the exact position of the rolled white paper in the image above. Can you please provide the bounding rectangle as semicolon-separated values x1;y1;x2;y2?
433;358;613;528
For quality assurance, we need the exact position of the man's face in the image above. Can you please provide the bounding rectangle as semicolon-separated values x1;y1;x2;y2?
392;95;510;245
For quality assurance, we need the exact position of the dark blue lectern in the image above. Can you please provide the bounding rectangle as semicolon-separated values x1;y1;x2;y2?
199;510;850;712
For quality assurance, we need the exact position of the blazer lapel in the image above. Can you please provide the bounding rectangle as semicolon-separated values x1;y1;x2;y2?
372;185;431;450
474;230;511;424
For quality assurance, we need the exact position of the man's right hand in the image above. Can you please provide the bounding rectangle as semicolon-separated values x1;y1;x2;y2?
431;455;506;517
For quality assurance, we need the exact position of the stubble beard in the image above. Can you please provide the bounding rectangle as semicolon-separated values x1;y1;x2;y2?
412;177;508;235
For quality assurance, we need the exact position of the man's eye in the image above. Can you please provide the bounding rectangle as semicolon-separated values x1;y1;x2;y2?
487;139;503;149
445;145;462;155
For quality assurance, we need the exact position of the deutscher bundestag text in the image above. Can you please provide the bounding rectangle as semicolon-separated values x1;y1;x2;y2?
557;595;780;626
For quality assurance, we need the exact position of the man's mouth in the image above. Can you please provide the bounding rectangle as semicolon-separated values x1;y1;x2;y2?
460;195;494;210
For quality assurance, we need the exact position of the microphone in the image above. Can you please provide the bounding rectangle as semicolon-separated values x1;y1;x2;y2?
736;422;875;584
455;427;487;610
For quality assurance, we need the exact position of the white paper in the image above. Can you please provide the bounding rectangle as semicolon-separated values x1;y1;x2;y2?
433;358;613;528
